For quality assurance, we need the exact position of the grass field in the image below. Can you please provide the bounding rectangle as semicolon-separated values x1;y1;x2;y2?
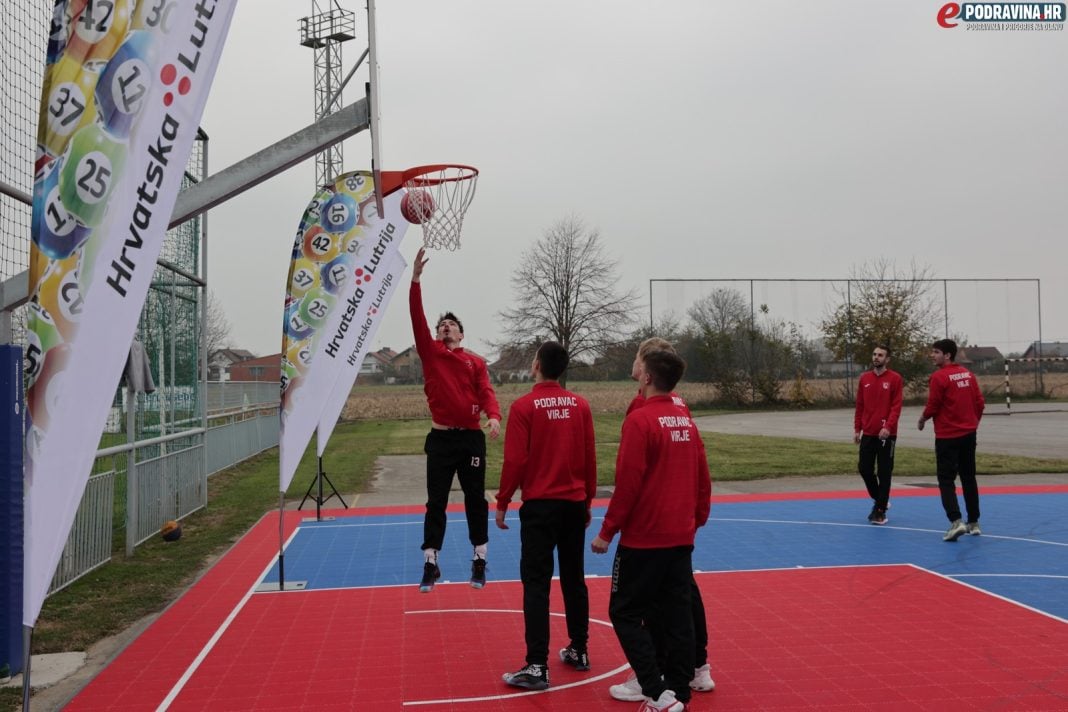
4;381;1067;710
342;373;1068;420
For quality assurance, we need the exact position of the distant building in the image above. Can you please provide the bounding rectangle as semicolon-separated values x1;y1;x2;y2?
958;346;1003;372
357;348;398;383
488;344;538;384
812;338;853;377
207;348;256;381
229;353;281;382
1021;341;1068;359
389;346;420;383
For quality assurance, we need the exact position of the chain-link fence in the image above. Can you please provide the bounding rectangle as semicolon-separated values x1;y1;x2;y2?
649;277;1047;404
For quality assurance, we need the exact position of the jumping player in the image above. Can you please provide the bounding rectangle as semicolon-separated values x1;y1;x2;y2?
409;246;501;591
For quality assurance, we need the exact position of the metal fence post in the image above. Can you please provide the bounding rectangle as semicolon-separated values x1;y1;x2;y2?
125;387;138;557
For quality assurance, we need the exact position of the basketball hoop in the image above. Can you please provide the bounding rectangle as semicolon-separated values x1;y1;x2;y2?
379;164;478;250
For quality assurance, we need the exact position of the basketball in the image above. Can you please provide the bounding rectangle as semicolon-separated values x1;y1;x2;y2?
161;520;182;542
401;189;435;224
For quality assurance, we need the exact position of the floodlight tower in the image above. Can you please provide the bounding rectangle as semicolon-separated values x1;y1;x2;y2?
300;2;356;189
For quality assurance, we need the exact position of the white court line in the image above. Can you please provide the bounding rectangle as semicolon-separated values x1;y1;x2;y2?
953;573;1068;580
400;609;628;706
155;524;303;712
303;515;1068;549
905;563;1068;625
305;515;608;529
709;516;1068;547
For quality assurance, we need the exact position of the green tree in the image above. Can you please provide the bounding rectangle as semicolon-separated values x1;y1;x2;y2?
821;260;942;390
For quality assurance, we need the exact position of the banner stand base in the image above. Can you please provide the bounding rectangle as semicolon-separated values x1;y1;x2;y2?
255;581;307;592
297;464;348;512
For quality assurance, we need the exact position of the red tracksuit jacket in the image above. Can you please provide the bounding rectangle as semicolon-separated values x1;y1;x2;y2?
410;282;501;429
599;394;711;549
922;363;985;438
626;390;690;417
854;369;904;436
495;381;597;512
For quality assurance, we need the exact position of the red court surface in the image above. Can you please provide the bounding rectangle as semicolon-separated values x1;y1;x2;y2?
65;500;1068;711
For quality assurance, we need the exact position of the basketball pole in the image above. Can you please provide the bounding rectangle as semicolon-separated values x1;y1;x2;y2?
278;492;285;591
20;626;30;712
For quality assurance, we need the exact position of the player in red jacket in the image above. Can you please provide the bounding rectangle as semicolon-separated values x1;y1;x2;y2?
917;339;986;541
495;341;597;691
611;337;715;702
410;248;502;591
853;345;903;525
593;349;712;712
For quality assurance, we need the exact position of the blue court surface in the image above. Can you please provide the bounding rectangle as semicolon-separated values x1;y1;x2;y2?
266;487;1068;622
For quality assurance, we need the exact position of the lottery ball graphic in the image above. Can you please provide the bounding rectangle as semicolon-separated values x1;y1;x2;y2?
284;300;314;340
289;258;322;297
96;30;156;140
27;341;72;432
301;225;341;263
59;123;126;228
67;0;132;69
33;157;91;260
37;255;83;342
321;192;359;234
320;254;352;295
298;288;336;329
41;55;100;159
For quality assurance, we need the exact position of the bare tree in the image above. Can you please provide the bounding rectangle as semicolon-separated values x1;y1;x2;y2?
497;216;639;367
687;288;749;334
204;290;232;358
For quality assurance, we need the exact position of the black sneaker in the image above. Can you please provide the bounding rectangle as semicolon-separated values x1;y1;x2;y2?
419;562;440;592
559;646;590;671
502;663;549;690
470;558;487;589
870;508;888;525
867;505;879;523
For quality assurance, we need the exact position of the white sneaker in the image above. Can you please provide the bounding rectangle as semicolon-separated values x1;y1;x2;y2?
609;673;645;702
943;519;967;542
689;663;715;691
638;689;685;712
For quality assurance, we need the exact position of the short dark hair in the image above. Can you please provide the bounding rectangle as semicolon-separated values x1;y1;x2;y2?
642;349;686;392
536;341;569;380
931;338;957;360
436;311;464;334
874;344;891;358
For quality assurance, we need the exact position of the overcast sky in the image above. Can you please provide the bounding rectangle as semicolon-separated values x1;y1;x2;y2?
200;1;1068;360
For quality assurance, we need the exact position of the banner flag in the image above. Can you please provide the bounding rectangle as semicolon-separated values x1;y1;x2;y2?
23;0;236;627
279;172;409;492
316;252;407;455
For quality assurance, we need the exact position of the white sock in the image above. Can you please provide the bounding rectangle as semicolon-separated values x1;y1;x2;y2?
424;548;438;564
473;544;487;560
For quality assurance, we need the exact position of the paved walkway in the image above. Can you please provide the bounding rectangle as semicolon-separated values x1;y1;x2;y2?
693;402;1068;460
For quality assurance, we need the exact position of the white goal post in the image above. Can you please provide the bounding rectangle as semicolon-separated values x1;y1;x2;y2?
1003;357;1068;412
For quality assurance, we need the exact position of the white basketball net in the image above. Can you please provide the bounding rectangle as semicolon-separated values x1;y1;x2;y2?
404;166;478;251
